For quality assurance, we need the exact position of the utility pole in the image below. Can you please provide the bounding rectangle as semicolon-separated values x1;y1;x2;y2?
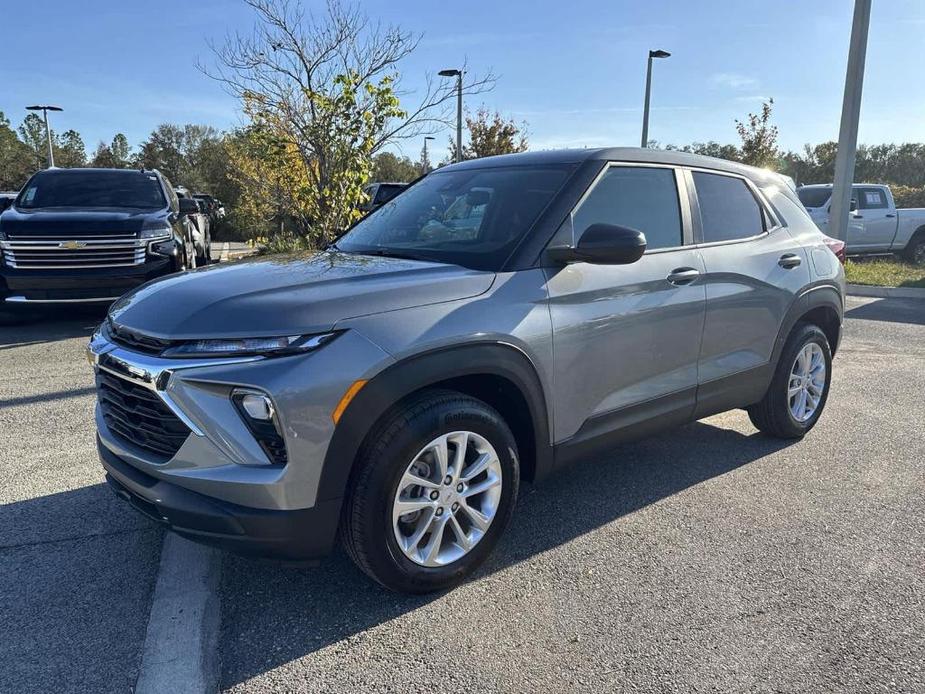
829;0;872;243
25;105;63;168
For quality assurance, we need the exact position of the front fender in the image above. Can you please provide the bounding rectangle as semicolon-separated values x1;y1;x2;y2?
315;342;553;504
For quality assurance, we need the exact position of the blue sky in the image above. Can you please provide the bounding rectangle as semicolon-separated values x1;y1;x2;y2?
2;0;923;163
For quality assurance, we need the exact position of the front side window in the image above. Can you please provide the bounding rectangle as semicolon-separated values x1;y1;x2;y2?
693;171;765;243
17;170;167;209
337;165;571;271
571;166;682;251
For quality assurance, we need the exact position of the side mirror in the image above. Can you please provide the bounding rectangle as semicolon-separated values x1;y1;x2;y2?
0;198;11;213
849;199;858;212
548;223;647;265
178;197;198;216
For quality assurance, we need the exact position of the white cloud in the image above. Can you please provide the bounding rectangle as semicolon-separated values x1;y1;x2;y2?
710;73;759;90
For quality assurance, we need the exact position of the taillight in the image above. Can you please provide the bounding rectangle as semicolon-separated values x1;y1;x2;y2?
822;235;846;265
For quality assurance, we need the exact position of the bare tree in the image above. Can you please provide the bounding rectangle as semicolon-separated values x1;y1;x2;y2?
201;0;495;243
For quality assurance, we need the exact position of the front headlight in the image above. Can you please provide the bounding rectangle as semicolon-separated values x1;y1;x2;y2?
160;332;337;358
140;224;173;240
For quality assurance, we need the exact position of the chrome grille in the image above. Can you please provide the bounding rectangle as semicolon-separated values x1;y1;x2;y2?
1;234;147;269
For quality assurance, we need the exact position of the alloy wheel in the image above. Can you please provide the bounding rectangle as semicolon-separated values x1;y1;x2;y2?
788;342;826;422
392;431;503;567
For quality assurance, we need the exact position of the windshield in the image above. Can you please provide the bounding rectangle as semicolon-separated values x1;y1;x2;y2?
337;165;572;270
797;187;832;208
17;170;166;209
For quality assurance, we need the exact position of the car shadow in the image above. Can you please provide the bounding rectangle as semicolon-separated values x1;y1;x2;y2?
845;296;925;326
0;483;162;693
221;419;795;687
0;305;104;347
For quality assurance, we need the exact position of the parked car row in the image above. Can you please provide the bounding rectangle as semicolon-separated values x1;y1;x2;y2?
175;186;212;265
0;168;216;314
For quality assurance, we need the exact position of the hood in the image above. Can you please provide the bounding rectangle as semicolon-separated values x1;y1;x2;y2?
109;251;495;339
0;207;163;236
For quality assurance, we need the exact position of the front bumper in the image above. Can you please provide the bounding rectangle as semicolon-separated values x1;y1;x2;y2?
89;322;394;560
2;255;176;303
100;439;341;559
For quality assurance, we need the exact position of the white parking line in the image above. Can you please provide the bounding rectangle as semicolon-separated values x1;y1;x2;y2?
135;534;221;694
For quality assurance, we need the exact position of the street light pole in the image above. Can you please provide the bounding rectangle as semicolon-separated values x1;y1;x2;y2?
640;50;670;148
423;135;434;173
439;69;464;162
26;105;63;168
829;0;872;243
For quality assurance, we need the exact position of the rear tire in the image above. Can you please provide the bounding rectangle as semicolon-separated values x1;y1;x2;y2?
747;323;832;438
903;232;925;266
342;390;520;594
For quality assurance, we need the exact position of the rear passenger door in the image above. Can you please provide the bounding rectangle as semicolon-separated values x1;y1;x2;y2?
544;164;706;443
849;186;895;251
686;169;810;417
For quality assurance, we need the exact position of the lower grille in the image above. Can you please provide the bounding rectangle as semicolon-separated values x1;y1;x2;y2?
97;370;190;461
2;234;147;269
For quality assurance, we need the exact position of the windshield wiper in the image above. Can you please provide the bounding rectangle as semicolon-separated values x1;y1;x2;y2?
367;248;430;262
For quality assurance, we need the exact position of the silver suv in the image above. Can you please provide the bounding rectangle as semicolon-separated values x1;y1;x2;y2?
88;148;844;593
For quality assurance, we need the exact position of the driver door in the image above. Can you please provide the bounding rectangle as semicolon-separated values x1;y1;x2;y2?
544;164;706;444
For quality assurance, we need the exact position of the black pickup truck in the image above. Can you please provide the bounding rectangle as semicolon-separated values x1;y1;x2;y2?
0;168;198;312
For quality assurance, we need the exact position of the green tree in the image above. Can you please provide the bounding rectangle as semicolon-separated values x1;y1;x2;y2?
56;130;86;167
665;140;742;162
372;152;418;182
735;99;779;169
447;107;528;161
19;113;48;169
90;142;116;168
0;111;34;189
90;134;132;168
110;133;130;167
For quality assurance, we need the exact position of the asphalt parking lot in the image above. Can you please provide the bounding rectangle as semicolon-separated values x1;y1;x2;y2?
1;295;923;693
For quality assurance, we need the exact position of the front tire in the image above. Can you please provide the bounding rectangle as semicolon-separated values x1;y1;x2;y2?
747;323;832;438
342;390;520;593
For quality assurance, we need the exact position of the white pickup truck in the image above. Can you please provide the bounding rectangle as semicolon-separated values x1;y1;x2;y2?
797;183;925;265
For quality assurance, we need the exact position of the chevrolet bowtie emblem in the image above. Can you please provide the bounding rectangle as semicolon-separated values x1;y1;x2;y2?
59;240;87;249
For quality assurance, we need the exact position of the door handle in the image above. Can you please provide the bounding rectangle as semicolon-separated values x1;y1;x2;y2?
885;213;896;218
778;253;802;269
667;267;701;285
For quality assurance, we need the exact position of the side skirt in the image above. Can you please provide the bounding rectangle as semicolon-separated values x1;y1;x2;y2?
552;387;696;470
550;364;773;472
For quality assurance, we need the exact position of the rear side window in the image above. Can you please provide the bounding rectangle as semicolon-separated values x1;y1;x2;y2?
857;187;888;210
573;166;682;251
693;172;765;243
797;187;832;208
